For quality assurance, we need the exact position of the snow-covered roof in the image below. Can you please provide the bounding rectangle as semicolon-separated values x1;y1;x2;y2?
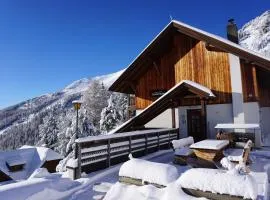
0;146;63;181
110;20;270;93
110;80;214;133
20;145;63;161
6;155;26;167
215;123;260;129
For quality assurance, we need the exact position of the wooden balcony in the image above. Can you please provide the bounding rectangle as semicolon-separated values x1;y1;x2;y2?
75;128;179;173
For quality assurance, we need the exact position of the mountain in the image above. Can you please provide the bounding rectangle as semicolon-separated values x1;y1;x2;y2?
239;10;270;58
0;69;125;152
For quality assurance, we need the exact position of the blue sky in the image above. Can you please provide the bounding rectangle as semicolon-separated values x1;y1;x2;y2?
0;0;269;108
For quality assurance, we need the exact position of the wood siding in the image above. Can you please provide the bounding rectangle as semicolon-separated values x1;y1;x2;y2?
41;159;61;173
257;68;270;107
241;61;270;106
241;61;257;102
135;46;176;109
0;170;11;182
135;33;232;109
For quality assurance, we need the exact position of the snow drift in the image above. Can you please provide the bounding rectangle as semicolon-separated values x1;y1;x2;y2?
119;155;178;186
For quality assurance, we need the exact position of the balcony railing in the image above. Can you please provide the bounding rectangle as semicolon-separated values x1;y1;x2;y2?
75;128;179;173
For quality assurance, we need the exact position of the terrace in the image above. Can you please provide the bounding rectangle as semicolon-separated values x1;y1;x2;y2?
74;127;270;200
1;146;268;199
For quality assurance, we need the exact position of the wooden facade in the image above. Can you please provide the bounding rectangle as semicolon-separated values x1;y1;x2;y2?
0;170;12;182
41;159;62;173
110;21;270;111
241;60;270;107
257;68;270;107
135;33;232;109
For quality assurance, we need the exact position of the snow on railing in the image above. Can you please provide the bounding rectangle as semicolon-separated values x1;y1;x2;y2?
75;128;179;173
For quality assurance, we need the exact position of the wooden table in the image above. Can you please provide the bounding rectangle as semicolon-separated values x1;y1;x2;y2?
190;139;229;161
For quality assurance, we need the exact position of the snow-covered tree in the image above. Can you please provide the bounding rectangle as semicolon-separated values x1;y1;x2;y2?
83;80;110;130
38;108;59;149
100;92;128;133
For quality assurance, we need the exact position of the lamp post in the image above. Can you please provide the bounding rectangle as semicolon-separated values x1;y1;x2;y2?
72;100;82;140
72;100;82;179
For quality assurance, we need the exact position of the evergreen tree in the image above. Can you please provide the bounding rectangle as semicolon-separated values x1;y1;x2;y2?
100;92;128;133
83;80;110;130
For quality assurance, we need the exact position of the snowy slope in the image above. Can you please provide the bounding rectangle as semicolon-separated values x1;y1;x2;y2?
239;10;270;58
0;69;124;150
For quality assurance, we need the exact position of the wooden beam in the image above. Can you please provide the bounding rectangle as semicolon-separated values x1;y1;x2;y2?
123;81;137;93
200;98;207;140
153;61;161;76
204;42;226;52
252;65;259;102
171;108;176;128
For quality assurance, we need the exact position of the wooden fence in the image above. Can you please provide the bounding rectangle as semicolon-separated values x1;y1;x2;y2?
75;128;179;173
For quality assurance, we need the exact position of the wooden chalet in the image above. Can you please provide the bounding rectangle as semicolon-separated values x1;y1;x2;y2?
109;20;270;146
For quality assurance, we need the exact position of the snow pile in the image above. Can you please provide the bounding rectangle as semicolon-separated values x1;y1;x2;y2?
220;157;236;170
227;155;242;162
178;168;258;199
66;158;78;168
175;147;194;156
171;136;194;150
28;168;51;179
104;182;206;200
119;155;178;186
93;182;113;193
190;139;229;150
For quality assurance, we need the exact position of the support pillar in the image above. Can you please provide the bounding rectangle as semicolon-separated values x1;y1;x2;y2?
171;108;176;128
200;98;207;140
229;54;245;127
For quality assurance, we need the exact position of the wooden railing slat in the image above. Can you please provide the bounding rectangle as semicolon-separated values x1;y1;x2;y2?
77;128;179;173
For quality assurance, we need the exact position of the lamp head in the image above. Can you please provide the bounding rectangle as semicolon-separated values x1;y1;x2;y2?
72;100;82;110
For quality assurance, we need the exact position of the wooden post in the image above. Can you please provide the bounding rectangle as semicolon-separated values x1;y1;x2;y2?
129;136;132;154
157;132;160;150
200;98;207;140
145;134;148;155
171;108;176;128
77;143;81;179
107;139;111;167
168;131;171;148
252;65;259;101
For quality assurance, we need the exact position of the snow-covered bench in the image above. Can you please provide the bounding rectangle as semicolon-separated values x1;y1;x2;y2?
171;137;195;165
178;168;258;200
217;140;253;172
119;154;178;188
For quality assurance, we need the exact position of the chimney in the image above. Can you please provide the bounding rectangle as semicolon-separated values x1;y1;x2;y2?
227;18;239;44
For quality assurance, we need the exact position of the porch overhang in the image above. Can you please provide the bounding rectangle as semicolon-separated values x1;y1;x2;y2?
110;80;215;133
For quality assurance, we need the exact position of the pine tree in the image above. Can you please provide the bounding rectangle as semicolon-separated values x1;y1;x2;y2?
100;92;128;133
83;80;110;130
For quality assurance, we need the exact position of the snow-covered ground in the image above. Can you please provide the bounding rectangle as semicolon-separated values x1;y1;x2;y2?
0;149;269;200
